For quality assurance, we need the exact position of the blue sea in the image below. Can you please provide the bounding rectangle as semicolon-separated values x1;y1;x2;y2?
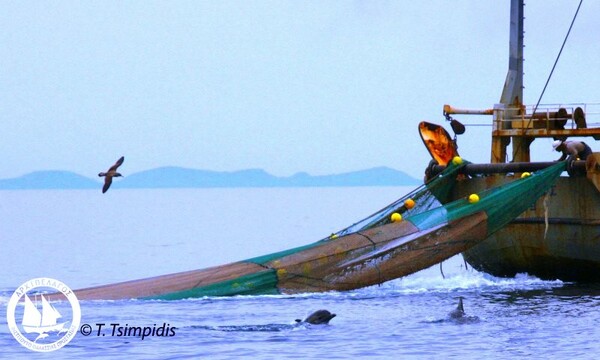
2;187;600;359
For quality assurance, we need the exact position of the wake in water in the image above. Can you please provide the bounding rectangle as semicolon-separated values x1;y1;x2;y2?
191;324;297;332
423;314;481;325
346;256;565;298
190;321;333;333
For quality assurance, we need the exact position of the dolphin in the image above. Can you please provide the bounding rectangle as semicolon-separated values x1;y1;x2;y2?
295;309;336;325
192;309;337;332
98;156;124;193
446;297;480;324
34;333;49;342
448;297;465;319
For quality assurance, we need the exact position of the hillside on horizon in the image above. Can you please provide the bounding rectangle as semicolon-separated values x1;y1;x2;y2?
0;166;421;190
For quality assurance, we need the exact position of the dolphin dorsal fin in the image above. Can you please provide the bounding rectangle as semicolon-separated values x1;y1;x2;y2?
457;297;464;312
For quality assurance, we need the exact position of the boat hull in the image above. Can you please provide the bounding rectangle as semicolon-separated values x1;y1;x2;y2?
458;176;600;281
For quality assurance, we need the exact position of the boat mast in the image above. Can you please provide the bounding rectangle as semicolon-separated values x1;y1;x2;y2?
493;0;527;163
500;0;524;106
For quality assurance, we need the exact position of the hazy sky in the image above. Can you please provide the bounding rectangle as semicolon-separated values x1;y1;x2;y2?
2;1;599;179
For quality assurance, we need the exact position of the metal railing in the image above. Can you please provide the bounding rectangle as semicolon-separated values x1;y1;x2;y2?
494;103;600;130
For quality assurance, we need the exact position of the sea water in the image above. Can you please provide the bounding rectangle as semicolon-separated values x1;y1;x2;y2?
1;188;600;359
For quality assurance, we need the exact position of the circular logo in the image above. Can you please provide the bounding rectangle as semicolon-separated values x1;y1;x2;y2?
6;278;81;352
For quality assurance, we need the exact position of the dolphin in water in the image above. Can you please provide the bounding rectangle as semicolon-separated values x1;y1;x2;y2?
98;156;124;193
446;297;480;324
422;297;479;324
448;297;465;319
191;309;337;332
295;309;336;325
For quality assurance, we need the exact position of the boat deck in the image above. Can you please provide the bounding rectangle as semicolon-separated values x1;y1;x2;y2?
493;103;600;140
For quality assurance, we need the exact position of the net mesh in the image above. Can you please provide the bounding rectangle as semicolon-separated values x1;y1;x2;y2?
333;159;468;236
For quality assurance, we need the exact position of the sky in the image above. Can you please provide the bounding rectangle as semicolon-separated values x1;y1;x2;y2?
2;1;599;180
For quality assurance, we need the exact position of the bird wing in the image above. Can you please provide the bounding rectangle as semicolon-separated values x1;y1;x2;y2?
102;176;113;193
109;156;125;172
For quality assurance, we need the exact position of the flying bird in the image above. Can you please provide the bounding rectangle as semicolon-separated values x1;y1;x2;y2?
98;156;124;193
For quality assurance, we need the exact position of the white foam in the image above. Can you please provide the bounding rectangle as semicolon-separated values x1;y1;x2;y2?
336;255;565;298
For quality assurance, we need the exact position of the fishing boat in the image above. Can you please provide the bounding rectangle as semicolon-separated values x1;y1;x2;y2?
420;0;600;281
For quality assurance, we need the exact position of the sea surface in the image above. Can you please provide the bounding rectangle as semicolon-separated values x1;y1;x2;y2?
2;187;600;359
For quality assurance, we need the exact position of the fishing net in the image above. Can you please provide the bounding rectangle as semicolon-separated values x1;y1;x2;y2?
331;160;567;238
333;159;468;236
70;161;566;300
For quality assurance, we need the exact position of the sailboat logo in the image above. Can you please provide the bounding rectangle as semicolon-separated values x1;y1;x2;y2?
6;277;81;352
21;294;68;341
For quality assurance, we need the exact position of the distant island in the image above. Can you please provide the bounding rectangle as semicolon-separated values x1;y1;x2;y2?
0;166;421;190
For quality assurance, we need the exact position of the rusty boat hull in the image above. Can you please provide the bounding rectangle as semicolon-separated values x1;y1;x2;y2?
458;176;600;281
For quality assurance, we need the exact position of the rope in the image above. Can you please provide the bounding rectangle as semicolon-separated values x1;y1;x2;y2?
530;0;584;118
543;191;550;239
356;231;377;248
